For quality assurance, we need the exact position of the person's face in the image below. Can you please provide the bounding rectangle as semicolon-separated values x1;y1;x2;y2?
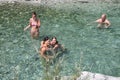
45;39;50;45
32;14;36;19
101;14;106;22
51;38;56;45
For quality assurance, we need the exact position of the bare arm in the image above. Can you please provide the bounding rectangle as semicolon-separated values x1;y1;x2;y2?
106;20;111;26
95;19;101;23
40;41;44;48
24;25;30;31
40;47;48;60
24;18;32;31
53;44;59;50
86;19;100;26
37;19;41;28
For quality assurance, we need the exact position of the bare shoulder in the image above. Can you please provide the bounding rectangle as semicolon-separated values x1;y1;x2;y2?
30;18;32;20
96;19;101;22
41;41;44;47
41;41;44;44
40;46;46;51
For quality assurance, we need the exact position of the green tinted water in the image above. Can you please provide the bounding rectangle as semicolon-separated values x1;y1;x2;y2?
0;3;120;79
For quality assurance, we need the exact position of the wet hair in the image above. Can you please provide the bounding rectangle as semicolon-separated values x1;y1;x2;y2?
52;37;57;40
52;37;58;44
43;36;49;42
42;36;49;44
32;12;37;17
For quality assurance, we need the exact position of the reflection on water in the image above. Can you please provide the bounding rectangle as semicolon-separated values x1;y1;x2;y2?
0;3;120;79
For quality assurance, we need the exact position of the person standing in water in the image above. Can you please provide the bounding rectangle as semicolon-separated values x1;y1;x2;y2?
24;12;40;38
95;14;111;28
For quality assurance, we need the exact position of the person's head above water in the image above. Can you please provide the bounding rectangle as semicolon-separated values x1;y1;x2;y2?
43;36;49;42
101;14;106;22
42;36;50;45
51;37;58;45
32;12;37;19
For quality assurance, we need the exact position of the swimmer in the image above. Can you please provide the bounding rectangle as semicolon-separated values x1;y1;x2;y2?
39;36;53;61
95;14;111;28
40;36;49;48
24;12;40;38
50;37;59;50
50;37;65;52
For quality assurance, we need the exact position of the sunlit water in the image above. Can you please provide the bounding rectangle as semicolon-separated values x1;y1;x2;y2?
0;3;120;79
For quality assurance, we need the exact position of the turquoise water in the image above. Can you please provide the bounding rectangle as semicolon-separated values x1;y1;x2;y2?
0;3;120;79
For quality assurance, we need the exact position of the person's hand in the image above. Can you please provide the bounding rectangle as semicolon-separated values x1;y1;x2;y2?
24;28;26;31
24;25;30;31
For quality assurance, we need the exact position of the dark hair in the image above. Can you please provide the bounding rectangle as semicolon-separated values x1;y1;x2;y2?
52;37;58;44
52;37;57;40
43;36;49;42
32;12;37;16
42;36;49;44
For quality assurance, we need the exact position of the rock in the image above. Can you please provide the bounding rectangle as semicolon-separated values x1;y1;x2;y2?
53;71;120;80
77;71;120;80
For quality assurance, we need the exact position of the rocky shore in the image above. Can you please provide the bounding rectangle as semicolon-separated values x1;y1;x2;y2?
60;71;120;80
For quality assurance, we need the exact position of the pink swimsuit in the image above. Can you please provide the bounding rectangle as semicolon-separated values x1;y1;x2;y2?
31;22;37;27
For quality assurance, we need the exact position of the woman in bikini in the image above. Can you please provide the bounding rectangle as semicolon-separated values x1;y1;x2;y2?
24;12;40;38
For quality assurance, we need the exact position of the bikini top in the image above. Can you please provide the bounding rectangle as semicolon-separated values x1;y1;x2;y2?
31;22;37;26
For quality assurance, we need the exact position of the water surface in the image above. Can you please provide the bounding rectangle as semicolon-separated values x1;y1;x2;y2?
0;3;120;79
